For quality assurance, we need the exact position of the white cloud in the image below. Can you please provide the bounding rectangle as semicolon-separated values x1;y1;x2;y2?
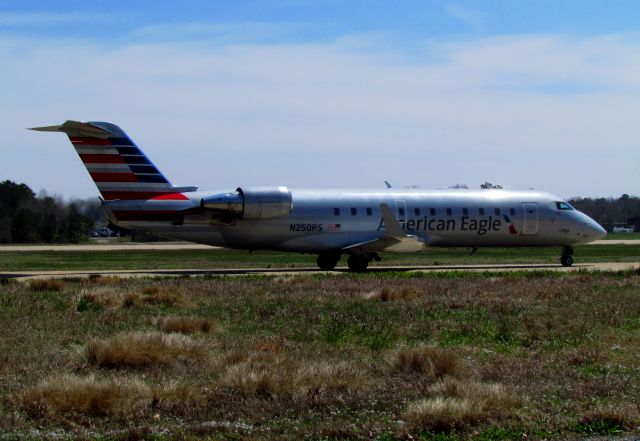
0;32;638;198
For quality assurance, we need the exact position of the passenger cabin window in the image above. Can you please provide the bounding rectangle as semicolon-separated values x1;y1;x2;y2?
398;207;405;216
446;208;452;216
462;208;468;216
351;207;357;216
479;208;485;215
366;208;372;216
510;208;516;216
495;208;501;215
333;208;340;216
430;208;436;216
556;201;574;211
414;208;420;216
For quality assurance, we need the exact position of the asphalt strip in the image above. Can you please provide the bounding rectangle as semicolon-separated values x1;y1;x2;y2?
2;262;638;281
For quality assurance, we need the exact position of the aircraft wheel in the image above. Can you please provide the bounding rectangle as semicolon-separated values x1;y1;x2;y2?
347;254;368;272
560;255;574;267
317;253;339;271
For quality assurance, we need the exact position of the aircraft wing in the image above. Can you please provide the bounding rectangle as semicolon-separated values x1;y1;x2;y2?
342;203;426;254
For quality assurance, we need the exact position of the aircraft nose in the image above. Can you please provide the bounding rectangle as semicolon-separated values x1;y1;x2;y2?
573;212;607;243
590;220;607;240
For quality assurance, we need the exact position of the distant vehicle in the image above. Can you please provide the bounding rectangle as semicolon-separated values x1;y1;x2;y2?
612;226;634;233
31;120;607;270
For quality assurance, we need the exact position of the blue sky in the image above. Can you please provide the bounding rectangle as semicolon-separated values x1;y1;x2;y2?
1;1;639;198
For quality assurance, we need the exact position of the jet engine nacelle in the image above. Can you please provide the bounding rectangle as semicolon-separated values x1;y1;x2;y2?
200;186;293;220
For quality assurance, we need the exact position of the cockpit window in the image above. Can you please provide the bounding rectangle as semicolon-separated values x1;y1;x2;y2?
555;201;574;211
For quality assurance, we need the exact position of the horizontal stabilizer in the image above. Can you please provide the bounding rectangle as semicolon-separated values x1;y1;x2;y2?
29;120;112;139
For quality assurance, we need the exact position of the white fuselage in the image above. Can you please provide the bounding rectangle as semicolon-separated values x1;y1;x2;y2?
105;188;607;253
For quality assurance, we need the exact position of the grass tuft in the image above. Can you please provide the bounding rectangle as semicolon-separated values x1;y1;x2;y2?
76;289;122;311
574;408;631;435
140;287;186;306
121;288;187;307
220;351;365;401
394;346;462;378
18;375;199;418
375;286;423;302
405;378;518;432
142;286;160;295
85;332;206;369
19;375;150;417
29;279;64;291
155;316;217;334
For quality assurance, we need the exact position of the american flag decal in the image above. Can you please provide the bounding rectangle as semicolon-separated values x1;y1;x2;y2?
326;223;341;232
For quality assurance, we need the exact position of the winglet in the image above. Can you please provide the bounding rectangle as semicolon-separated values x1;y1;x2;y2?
29;120;112;138
380;203;405;237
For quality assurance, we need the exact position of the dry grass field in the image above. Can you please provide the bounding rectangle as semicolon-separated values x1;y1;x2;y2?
0;270;639;440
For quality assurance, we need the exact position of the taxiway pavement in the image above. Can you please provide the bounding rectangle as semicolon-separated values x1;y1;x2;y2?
2;262;638;281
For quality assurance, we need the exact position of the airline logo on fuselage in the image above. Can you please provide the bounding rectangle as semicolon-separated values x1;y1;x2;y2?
288;216;517;236
378;215;516;236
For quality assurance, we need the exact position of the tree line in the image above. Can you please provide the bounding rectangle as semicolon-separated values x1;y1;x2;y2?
569;194;640;231
0;180;637;243
0;180;101;243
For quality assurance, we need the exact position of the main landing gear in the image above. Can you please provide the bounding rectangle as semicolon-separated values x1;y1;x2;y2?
316;252;380;272
347;255;369;272
316;252;340;271
560;246;574;267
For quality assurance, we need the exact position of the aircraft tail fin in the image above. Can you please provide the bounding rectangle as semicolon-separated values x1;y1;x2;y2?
30;121;197;200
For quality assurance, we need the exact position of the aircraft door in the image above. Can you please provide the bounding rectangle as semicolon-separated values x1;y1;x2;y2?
394;200;407;226
521;202;539;235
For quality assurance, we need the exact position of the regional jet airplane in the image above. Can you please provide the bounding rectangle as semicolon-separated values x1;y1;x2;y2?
31;121;607;271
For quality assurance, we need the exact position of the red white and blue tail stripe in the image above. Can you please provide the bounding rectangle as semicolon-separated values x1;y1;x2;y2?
30;120;197;200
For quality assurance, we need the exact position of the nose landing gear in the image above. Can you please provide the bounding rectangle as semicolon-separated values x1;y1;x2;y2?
560;246;574;267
